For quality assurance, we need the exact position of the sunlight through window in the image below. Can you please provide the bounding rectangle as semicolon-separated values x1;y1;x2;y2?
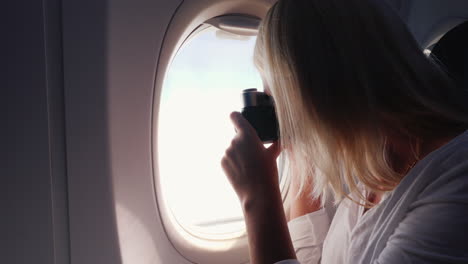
158;26;262;237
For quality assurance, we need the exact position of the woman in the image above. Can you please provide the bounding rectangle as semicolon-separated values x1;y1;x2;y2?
221;0;468;263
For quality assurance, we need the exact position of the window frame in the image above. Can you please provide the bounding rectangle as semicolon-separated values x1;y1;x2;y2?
157;21;290;239
152;11;286;264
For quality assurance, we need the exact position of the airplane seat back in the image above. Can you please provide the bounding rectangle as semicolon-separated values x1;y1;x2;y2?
431;21;468;90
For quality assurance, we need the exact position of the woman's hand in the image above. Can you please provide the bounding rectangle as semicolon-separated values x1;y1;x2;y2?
221;112;296;264
221;112;282;206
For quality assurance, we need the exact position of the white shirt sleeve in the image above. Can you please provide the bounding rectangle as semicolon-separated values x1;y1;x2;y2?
274;208;331;264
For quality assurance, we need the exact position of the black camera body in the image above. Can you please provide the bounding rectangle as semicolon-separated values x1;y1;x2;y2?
241;88;279;143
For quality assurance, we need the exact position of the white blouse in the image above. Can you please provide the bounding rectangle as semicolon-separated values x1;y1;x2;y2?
283;190;374;264
275;130;468;264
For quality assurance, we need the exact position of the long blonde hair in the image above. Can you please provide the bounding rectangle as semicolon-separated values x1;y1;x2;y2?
254;0;468;204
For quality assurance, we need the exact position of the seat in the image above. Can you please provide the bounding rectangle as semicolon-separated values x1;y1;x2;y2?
431;21;468;89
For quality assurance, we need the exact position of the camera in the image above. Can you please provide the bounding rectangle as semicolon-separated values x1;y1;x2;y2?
241;88;279;143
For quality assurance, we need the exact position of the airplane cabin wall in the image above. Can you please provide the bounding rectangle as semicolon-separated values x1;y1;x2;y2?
4;0;69;264
63;0;271;263
62;0;189;263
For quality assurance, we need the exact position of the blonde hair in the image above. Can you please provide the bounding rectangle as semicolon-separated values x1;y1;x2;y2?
254;0;468;204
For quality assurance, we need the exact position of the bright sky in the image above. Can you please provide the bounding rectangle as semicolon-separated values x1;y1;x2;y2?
158;27;263;234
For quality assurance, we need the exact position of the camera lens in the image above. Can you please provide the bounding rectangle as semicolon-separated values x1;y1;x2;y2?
241;88;279;142
242;88;274;107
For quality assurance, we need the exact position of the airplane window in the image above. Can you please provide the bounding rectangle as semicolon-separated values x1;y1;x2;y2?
158;26;263;238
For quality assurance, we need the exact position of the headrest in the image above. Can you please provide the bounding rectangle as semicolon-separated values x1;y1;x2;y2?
431;21;468;89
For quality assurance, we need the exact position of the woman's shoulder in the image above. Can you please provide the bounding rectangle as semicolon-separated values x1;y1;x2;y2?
427;129;468;161
384;130;468;203
437;131;468;168
413;130;468;174
399;130;468;204
352;131;468;263
422;130;468;181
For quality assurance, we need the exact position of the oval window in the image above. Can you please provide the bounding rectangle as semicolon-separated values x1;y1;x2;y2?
158;25;263;238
